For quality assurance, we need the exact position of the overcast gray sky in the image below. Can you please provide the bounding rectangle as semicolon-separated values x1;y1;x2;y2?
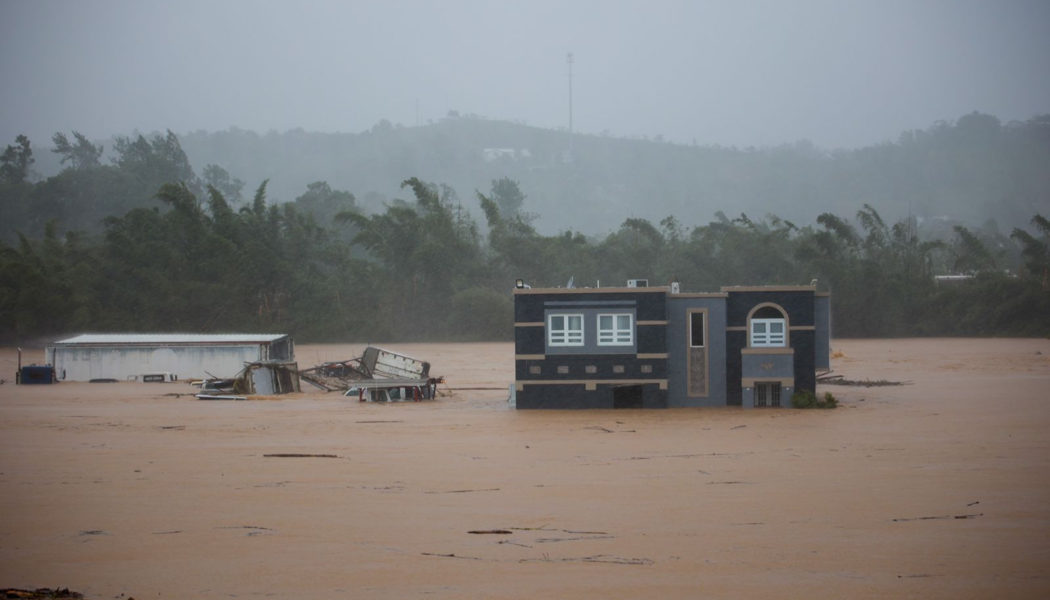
2;0;1048;151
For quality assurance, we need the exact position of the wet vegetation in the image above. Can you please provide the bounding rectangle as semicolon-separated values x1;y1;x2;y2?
791;391;839;409
1;117;1048;343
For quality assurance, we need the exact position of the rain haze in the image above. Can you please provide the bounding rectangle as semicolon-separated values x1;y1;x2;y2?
2;0;1048;151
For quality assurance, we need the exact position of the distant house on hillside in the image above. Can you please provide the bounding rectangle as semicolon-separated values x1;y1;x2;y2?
482;148;532;162
512;281;830;409
46;333;294;382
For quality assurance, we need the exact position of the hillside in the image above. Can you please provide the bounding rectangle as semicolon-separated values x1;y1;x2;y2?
6;112;1047;242
175;112;1049;235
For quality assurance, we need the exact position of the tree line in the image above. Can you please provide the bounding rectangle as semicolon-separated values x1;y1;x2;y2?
1;131;1048;344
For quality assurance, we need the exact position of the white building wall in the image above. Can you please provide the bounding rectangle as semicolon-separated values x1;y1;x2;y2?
49;344;265;381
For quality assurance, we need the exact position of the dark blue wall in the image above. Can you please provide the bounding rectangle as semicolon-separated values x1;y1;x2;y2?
726;290;815;327
514;288;668;409
725;289;818;405
516;382;667;409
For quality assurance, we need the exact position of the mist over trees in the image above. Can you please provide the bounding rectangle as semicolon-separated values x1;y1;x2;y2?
1;114;1048;343
12;112;1050;242
180;111;1049;234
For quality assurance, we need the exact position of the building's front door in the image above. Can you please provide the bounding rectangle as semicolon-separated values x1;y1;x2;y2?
754;382;782;407
613;384;644;408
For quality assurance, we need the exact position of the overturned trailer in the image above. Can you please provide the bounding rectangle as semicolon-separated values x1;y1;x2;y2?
241;360;301;394
197;360;300;398
299;346;442;402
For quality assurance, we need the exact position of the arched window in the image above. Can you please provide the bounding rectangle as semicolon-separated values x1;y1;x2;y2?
749;305;787;347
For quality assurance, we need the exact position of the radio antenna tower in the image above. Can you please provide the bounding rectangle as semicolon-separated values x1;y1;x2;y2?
567;52;574;161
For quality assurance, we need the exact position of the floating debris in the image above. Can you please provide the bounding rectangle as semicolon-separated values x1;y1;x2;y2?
891;513;983;522
818;373;908;387
263;453;341;459
1;588;84;599
299;346;444;402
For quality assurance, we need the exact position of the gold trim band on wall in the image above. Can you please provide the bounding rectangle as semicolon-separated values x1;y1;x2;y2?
728;325;813;333
741;377;795;388
515;353;666;360
516;379;668;391
741;347;795;355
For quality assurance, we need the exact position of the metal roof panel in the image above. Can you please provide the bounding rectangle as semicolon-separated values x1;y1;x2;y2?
51;333;288;345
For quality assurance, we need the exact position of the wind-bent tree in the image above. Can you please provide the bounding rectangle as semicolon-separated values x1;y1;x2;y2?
950;225;998;274
113;130;200;196
293;181;357;227
202;164;245;206
489;176;526;217
1011;214;1050;288
51;131;103;170
0;135;33;185
339;177;485;339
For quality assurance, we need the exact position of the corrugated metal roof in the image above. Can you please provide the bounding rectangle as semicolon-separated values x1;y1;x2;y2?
51;333;289;346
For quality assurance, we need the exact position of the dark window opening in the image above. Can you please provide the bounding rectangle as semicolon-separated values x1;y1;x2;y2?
613;384;644;409
755;306;789;321
690;312;705;347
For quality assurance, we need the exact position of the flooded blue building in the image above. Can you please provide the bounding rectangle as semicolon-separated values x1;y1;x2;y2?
512;281;830;409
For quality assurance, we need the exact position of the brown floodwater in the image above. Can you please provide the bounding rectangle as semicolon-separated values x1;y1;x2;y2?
1;339;1048;599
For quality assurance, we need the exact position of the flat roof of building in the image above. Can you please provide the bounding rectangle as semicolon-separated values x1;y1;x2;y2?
719;285;819;292
51;333;289;346
513;285;671;294
514;284;823;295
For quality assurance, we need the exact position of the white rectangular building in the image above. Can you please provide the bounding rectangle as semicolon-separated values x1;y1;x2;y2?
46;333;294;382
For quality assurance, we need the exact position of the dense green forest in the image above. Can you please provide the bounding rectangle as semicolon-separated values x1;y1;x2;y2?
1;118;1048;344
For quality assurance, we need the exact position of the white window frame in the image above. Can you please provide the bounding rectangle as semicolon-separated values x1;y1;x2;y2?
548;313;584;346
750;318;786;347
597;313;633;346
